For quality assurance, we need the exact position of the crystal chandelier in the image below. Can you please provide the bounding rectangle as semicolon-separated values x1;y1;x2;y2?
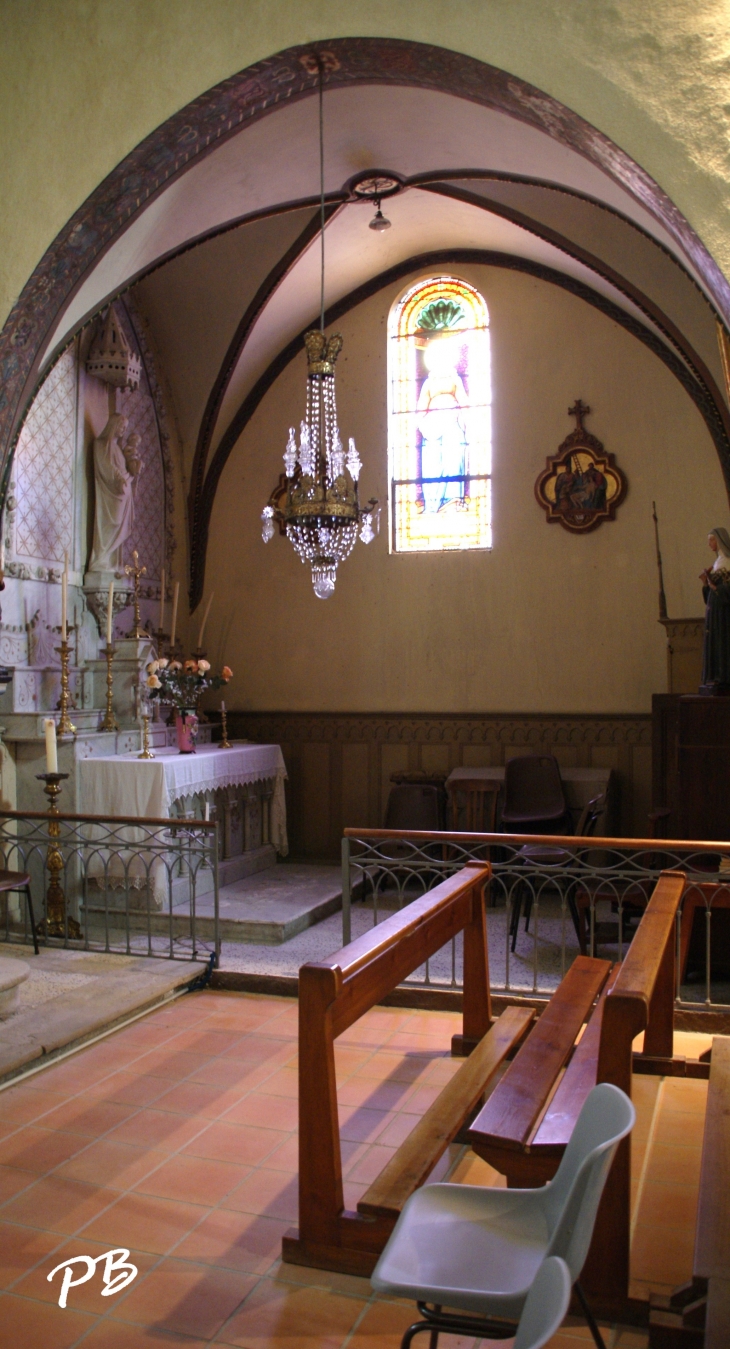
261;59;378;599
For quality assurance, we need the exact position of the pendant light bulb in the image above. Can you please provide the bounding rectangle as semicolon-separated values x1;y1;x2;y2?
369;198;391;232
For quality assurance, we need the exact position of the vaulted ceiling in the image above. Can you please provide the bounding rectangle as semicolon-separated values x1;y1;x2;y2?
12;57;730;606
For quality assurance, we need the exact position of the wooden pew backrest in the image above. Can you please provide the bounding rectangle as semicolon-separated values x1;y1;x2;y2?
288;862;494;1274
597;869;685;1092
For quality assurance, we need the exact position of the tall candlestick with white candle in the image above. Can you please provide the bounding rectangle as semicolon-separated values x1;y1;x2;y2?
106;580;114;646
61;553;68;642
158;568;165;632
170;581;179;649
198;592;214;650
44;718;58;774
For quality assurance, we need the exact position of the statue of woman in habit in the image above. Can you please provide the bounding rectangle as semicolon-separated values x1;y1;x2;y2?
700;526;730;692
87;412;142;574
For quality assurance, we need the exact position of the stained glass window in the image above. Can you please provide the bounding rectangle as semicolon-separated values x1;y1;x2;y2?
388;276;492;553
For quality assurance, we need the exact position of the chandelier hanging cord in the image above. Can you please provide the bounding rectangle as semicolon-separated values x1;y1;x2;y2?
318;55;326;335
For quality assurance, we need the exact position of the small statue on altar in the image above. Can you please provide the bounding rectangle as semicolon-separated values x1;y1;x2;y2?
88;412;142;574
700;526;730;693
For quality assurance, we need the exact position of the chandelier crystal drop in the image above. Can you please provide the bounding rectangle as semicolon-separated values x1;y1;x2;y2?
261;330;378;597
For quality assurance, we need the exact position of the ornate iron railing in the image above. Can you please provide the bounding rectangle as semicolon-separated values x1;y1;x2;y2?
0;809;219;963
342;829;730;1009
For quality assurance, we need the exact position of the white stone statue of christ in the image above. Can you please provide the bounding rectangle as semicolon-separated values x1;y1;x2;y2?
88;412;142;574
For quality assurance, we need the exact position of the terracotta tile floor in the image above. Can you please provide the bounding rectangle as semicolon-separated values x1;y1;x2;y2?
0;991;711;1348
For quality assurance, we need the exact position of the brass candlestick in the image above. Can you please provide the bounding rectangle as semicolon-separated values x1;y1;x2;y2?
56;640;76;738
124;550;147;639
35;772;81;939
100;643;118;732
219;706;232;748
138;713;154;759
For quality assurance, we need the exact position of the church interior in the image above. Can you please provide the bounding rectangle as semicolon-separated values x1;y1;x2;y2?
0;5;729;1348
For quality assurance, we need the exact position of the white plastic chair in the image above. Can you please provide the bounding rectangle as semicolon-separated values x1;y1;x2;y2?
515;1257;571;1349
394;1256;571;1349
372;1082;635;1349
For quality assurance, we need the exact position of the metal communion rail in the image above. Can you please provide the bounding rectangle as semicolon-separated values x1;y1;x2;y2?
342;828;730;1010
0;809;219;963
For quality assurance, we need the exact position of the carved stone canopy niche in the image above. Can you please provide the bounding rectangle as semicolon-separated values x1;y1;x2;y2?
86;305;141;390
535;400;627;533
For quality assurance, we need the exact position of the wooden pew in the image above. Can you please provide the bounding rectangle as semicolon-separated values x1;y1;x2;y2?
697;1036;730;1348
468;869;686;1318
282;862;536;1276
649;1035;730;1347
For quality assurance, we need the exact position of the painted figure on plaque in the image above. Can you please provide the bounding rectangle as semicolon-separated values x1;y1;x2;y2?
700;526;730;693
88;412;142;574
417;335;469;513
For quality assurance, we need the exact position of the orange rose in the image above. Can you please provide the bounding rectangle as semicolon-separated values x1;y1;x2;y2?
222;666;233;681
184;660;198;673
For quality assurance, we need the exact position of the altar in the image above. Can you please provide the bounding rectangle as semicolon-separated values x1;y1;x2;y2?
77;742;288;891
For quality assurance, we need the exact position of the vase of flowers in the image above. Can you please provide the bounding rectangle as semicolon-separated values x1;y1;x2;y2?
145;657;233;754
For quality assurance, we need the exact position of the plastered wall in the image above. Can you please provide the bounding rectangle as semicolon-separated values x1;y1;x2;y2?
203;263;725;715
2;1;730;332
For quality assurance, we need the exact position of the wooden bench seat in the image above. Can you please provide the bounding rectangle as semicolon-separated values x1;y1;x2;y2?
358;1004;534;1221
697;1036;730;1348
468;955;612;1185
649;1035;730;1347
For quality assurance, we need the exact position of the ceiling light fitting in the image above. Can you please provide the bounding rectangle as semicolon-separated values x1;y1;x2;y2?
369;199;391;231
261;58;379;599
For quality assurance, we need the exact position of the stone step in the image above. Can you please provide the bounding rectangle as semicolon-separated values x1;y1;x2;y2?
82;863;358;945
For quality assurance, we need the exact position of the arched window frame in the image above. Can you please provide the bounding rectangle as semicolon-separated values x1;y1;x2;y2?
387;275;492;554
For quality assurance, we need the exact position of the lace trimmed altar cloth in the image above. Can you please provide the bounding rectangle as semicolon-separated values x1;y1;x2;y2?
76;744;287;907
77;743;287;853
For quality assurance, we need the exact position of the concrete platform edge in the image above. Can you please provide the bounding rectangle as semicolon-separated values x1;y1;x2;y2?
0;958;207;1087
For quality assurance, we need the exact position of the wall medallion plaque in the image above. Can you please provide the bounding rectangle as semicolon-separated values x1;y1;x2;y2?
535;400;627;533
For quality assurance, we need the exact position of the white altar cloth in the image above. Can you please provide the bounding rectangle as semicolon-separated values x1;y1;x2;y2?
77;742;288;854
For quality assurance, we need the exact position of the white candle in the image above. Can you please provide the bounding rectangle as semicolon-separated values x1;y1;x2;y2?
106;580;114;646
158;568;165;632
44;717;58;774
204;801;210;822
61;553;68;642
170;581;179;648
221;700;226;714
198;592;214;649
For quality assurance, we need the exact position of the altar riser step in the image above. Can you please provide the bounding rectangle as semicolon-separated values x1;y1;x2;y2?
81;889;342;944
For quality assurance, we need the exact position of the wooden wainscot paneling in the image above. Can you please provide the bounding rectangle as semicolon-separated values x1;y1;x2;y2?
230;712;652;859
